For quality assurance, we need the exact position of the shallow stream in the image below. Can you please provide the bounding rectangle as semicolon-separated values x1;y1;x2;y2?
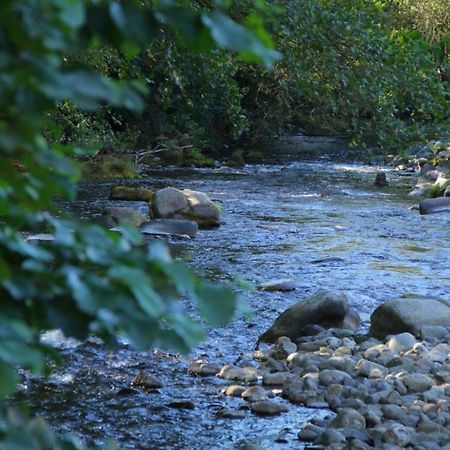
17;138;450;449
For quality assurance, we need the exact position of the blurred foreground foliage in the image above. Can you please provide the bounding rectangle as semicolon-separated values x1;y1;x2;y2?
0;0;275;447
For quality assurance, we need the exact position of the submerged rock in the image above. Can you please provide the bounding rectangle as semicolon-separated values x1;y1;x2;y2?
374;172;388;187
140;219;198;238
258;290;360;344
257;278;297;292
131;372;164;389
370;298;450;338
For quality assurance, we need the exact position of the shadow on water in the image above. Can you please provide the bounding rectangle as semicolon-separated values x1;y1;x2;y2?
18;136;450;449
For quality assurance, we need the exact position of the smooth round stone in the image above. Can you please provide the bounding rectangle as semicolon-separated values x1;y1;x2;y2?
298;423;323;442
187;362;221;376
262;372;289;386
348;439;371;450
381;404;406;421
319;428;346;446
399;373;434;393
282;380;306;403
222;385;247;397
362;405;382;426
218;365;259;382
319;369;354;386
355;359;388;378
383;424;413;447
319;356;356;372
331;407;366;430
241;386;268;402
258;278;298;292
363;344;389;360
387;333;417;353
250;400;288;416
131;372;164;389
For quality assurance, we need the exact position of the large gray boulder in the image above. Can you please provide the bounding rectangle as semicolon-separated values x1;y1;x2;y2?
258;290;360;344
370;297;450;339
419;197;450;215
151;187;220;228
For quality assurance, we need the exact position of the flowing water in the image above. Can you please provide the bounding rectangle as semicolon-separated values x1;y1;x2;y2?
16;138;450;449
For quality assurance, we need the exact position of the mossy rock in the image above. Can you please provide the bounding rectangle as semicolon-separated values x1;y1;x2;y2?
110;186;154;202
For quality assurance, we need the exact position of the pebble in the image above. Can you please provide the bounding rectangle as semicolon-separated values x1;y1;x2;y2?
218;365;259;382
319;369;354;386
356;358;388;378
250;400;288;416
298;423;323;441
331;407;366;430
262;371;289;386
383;424;413;447
399;373;434;393
387;333;417;353
131;372;164;389
187;362;221;376
222;385;247;397
241;386;268;402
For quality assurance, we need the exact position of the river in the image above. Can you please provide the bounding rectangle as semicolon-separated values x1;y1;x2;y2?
16;138;450;449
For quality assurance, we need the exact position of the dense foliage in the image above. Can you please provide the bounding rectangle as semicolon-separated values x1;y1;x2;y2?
57;0;449;157
0;0;276;447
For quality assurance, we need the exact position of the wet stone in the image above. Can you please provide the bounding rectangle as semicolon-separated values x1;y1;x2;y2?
250;400;288;416
258;278;298;292
216;408;247;419
131;372;164;390
319;428;346;446
387;333;417;353
319;369;354;386
383;424;413;447
399;373;434;393
355;359;388;378
218;365;259;383
298;423;323;442
331;407;366;430
241;386;268;402
222;385;247;397
187;362;221;376
168;400;195;409
262;372;289;386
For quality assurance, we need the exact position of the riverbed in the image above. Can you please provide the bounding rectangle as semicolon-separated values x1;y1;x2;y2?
17;140;450;449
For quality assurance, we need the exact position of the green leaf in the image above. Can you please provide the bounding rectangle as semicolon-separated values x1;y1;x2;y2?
0;361;18;398
201;11;281;67
195;284;236;326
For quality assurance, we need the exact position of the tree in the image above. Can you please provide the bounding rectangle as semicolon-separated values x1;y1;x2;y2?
0;1;278;447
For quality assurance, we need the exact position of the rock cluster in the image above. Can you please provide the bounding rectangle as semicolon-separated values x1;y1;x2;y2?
198;326;450;449
401;140;450;201
152;187;220;228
